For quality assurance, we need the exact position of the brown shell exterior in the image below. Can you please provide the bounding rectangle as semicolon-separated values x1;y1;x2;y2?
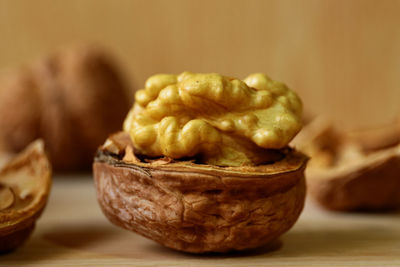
307;147;400;211
93;149;307;253
0;69;40;153
294;117;400;211
0;223;35;253
0;44;131;171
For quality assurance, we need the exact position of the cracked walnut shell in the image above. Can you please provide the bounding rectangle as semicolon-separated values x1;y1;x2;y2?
93;132;307;253
293;117;400;211
0;140;51;252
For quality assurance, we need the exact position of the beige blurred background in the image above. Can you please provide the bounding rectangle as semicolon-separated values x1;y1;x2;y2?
0;0;399;129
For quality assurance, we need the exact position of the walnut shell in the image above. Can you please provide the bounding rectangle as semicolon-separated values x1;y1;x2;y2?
293;117;400;211
0;140;51;252
307;147;400;211
93;133;307;253
0;44;131;171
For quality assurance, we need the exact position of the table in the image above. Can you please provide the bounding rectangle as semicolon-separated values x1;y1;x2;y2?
2;175;400;266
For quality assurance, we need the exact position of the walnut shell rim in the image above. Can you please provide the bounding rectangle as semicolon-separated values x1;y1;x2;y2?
93;133;308;253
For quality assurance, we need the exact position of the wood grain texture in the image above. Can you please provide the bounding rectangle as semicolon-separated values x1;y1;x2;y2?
0;176;399;266
0;0;400;129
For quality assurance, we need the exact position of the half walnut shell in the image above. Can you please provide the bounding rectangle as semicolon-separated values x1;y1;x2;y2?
0;140;51;252
93;132;307;253
293;117;400;211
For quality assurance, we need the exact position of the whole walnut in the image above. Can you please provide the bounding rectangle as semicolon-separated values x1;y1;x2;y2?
0;45;131;171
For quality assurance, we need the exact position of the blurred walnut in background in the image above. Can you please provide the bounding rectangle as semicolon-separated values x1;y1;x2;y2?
0;45;131;171
292;117;400;211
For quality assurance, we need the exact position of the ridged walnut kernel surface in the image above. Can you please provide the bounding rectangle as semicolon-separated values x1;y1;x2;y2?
0;140;51;252
123;72;302;167
93;133;307;253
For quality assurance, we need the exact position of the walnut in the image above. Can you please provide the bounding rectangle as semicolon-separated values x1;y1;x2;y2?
0;140;51;252
0;44;131;171
94;72;307;253
93;132;307;253
293;117;400;211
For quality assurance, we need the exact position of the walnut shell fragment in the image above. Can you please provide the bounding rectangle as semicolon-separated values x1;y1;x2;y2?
0;44;131;171
0;140;51;252
93;132;307;253
293;117;400;211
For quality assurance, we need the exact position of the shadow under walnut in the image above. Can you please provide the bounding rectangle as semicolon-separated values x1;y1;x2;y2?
93;132;308;253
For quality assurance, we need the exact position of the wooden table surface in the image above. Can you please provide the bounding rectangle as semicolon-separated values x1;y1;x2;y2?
2;175;400;266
